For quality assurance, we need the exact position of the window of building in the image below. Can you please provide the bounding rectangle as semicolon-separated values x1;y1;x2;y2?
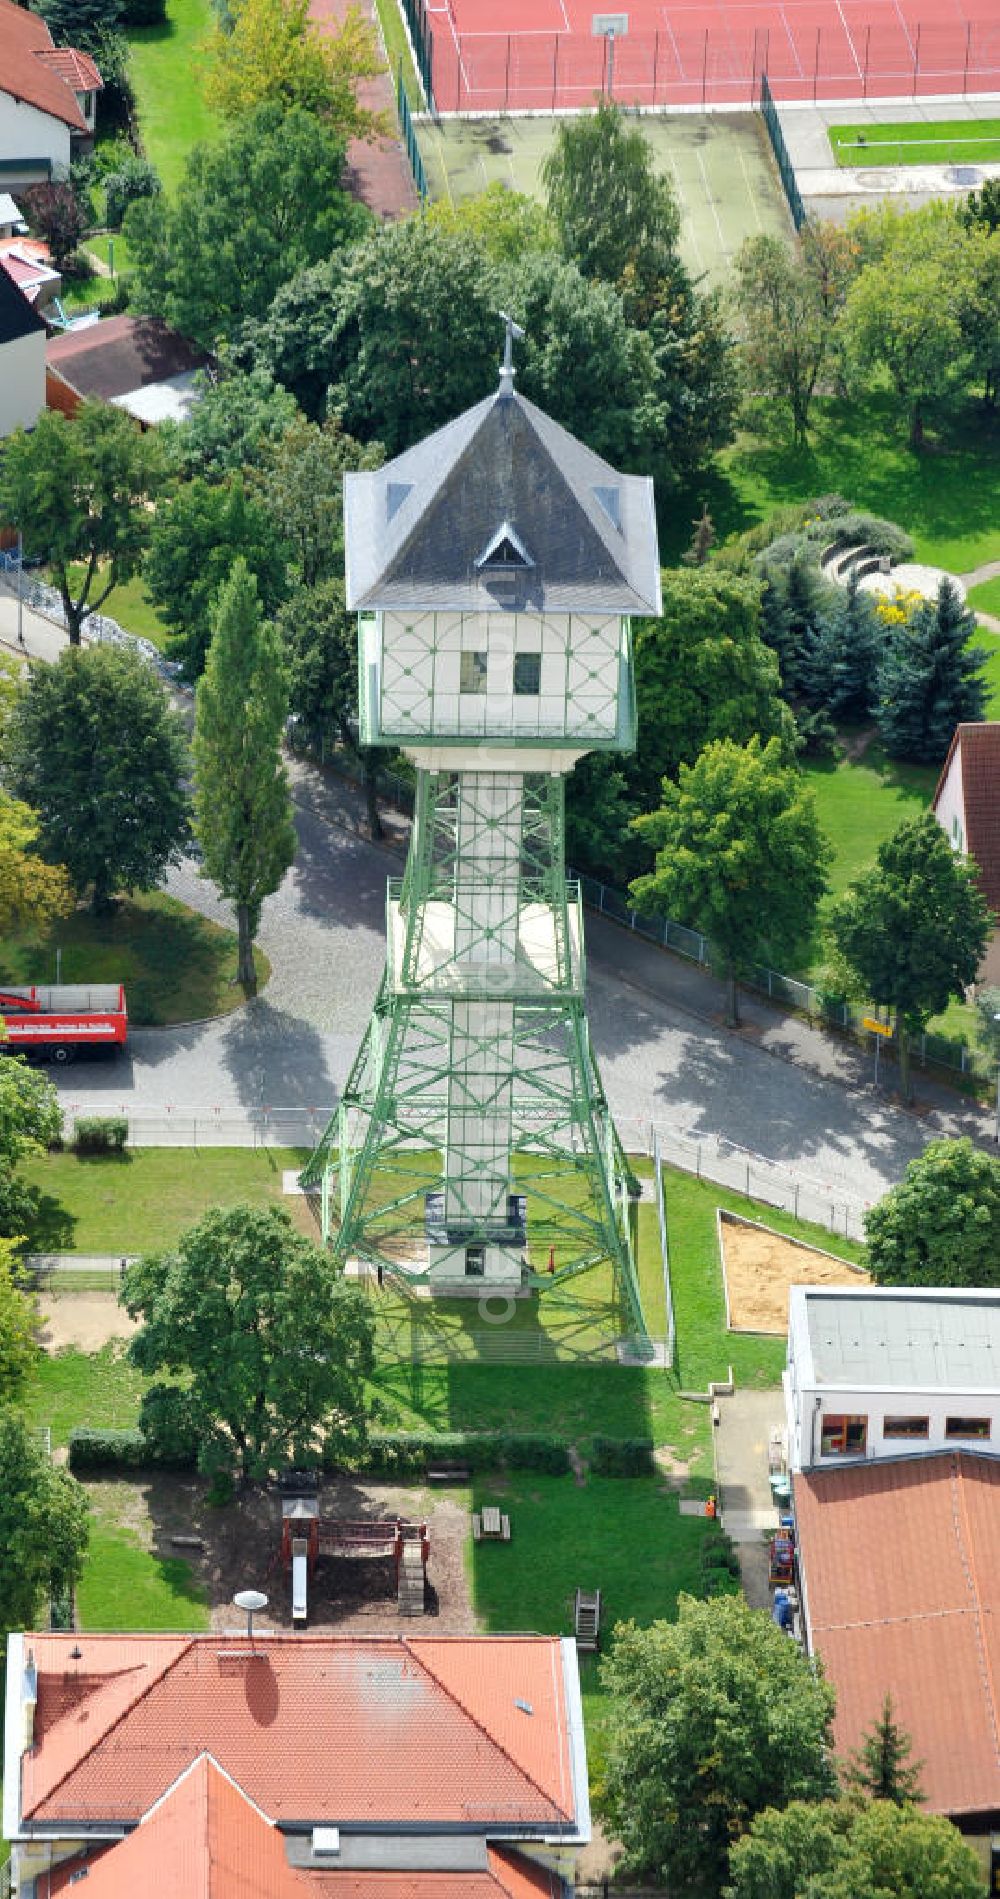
513;652;541;696
883;1415;929;1439
460;650;487;694
945;1416;991;1440
820;1414;867;1456
464;1245;485;1278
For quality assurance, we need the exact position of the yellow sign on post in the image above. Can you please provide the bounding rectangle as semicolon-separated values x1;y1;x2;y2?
863;1017;893;1037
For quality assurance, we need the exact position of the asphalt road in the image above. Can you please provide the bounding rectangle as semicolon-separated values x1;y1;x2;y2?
47;777;973;1213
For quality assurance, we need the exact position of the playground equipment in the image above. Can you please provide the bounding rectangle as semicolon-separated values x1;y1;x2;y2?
574;1588;602;1653
280;1499;430;1624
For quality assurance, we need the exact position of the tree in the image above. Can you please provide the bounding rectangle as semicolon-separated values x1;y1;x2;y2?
103;153;161;231
0;1246;40;1404
166;369;301;481
599;1595;837;1898
682;505;716;566
144;474;290;678
205;0;386;142
632;571;791;801
427;184;557;265
864;1137;1000;1289
0;1405;90;1647
192;561;296;988
960;177;1000;236
799;573;880;721
631;737;830;1026
726;1799;983;1899
31;0;123;46
734;223;852;446
20;180;86;271
842;213;971;445
542;101;684;317
958;225;1000;407
0;1056;61;1240
239;254;350;420
875;579;987;762
564;752;639;886
846;1694;923;1803
122;1203;375;1481
260;415;383;589
0;793;73;937
9;646;189;915
276;576;384;838
124;102;369;347
829;814;992;1102
0;403;163;645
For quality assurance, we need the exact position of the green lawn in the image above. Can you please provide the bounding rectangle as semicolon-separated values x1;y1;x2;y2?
127;0;218;195
677;395;1000;575
55;563;168;649
969;577;1000;621
20;1146;311;1254
26;1340;147;1449
83;231;134;278
373;0;421;109
829;119;1000;168
802;741;937;903
0;890;269;1026
78;1486;209;1630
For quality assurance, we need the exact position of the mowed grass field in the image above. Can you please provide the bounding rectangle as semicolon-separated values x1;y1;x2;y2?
829;117;1000;167
127;0;218;194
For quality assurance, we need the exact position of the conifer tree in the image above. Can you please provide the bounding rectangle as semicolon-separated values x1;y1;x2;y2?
800;574;880;721
192;561;296;990
875;579;987;763
846;1693;924;1805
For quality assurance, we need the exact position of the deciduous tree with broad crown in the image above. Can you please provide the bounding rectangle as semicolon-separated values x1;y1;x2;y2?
864;1137;1000;1289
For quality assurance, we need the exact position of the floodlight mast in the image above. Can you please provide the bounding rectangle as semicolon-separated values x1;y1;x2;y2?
301;322;660;1341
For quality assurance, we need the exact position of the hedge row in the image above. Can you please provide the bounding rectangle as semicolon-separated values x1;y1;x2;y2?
69;1426;661;1480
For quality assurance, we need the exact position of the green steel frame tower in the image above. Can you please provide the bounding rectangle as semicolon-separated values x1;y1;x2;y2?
301;334;661;1333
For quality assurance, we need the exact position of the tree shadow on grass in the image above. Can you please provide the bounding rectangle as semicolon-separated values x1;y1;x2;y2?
23;1191;75;1251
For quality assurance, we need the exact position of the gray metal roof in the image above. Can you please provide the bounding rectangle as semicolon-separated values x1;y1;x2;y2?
807;1292;1000;1388
344;382;661;616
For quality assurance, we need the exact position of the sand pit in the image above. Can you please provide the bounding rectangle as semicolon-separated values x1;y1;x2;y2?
719;1212;868;1335
38;1293;139;1354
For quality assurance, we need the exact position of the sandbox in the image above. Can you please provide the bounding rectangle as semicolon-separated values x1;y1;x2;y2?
38;1293;139;1354
718;1211;869;1335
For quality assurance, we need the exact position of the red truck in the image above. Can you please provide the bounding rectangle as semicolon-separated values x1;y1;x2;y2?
0;985;128;1063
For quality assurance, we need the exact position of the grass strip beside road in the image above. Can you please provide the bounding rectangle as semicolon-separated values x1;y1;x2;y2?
0;891;268;1026
829;119;1000;168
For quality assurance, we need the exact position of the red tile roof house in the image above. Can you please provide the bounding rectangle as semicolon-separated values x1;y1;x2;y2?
794;1452;1000;1836
3;1633;588;1897
932;722;1000;985
0;0;102;189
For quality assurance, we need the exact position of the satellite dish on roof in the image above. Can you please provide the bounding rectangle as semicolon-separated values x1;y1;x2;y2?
233;1588;268;1645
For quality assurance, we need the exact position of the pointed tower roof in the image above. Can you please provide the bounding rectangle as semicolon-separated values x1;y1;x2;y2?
344;384;661;616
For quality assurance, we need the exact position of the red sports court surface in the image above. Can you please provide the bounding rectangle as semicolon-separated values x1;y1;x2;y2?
421;0;1000;111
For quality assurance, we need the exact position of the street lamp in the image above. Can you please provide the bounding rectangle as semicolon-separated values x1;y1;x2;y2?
993;1011;1000;1143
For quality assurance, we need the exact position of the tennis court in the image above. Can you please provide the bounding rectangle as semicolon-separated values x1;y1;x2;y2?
416;113;792;284
418;0;999;111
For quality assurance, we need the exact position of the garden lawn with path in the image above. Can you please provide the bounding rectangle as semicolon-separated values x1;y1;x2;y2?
0;891;268;1026
969;578;1000;624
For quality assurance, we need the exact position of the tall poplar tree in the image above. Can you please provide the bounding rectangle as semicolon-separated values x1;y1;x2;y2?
192;561;296;990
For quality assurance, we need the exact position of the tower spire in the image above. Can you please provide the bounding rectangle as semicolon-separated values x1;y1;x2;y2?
498;310;525;397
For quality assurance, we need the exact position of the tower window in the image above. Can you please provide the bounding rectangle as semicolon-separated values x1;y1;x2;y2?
514;652;541;696
465;1246;485;1277
460;651;488;694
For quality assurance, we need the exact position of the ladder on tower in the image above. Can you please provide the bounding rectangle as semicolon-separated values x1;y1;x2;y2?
398;1540;426;1615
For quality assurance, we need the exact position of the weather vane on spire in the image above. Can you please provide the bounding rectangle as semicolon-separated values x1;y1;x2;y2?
498;310;525;395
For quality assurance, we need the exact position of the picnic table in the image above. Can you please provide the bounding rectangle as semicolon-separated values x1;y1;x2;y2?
472;1507;511;1542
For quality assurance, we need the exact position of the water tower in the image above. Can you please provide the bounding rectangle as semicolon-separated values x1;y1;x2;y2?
302;326;660;1332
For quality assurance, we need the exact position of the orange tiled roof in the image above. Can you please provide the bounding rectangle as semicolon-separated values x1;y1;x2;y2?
22;1635;575;1830
34;46;103;94
0;0;93;132
794;1453;1000;1816
48;1762;561;1899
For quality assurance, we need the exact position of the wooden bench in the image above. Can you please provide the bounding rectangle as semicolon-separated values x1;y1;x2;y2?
426;1465;470;1484
472;1512;482;1541
476;1508;511;1542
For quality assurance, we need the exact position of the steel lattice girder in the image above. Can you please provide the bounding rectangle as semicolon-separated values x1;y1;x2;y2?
301;766;646;1336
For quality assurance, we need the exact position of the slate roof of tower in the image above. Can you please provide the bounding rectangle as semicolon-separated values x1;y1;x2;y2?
344;384;661;616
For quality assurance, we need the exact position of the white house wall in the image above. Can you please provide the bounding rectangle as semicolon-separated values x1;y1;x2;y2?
933;746;965;854
0;93;69;174
374;612;626;746
0;329;44;436
787;1378;1000;1469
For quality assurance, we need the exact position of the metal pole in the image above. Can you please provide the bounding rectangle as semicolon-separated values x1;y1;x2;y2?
874;1031;879;1090
963;19;971;94
553;31;560;107
701;25;708;105
862;22;870;97
607;27;615;100
813;26;820;100
912;21;920;93
16;529;23;647
652;27;659;103
504;32;511;109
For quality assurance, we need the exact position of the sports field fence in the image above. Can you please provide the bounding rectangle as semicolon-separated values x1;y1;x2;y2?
397;64;429;198
760;72;805;228
422;16;999;113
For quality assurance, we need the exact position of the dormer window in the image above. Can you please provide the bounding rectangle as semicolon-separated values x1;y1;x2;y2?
475;521;534;572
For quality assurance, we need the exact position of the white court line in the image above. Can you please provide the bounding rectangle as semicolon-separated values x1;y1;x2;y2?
737;145;764;230
778;4;806;77
669;154;706;278
833;0;865;79
695;147;727;251
662;12;688;85
890;0;918;64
